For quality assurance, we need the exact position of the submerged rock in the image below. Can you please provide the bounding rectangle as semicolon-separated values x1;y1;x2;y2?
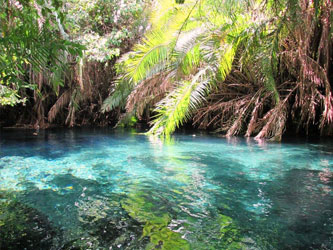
82;207;147;249
0;198;56;250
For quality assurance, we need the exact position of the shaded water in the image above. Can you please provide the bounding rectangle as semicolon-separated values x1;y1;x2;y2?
0;129;332;249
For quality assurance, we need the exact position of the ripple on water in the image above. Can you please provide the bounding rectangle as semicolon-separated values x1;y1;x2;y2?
0;129;332;249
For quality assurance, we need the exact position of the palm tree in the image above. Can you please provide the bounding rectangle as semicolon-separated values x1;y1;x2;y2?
103;0;333;140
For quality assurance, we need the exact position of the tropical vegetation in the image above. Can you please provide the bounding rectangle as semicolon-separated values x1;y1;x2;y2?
0;0;332;141
0;0;148;127
0;0;83;107
102;0;333;140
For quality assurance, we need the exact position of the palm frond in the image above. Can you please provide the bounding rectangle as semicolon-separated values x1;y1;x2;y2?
130;43;168;81
48;89;72;122
126;72;174;118
101;79;133;113
149;65;216;136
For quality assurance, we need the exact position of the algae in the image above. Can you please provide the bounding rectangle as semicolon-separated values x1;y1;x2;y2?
122;191;190;250
0;196;56;250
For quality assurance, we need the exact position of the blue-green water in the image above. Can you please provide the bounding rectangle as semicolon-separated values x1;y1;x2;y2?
0;129;332;250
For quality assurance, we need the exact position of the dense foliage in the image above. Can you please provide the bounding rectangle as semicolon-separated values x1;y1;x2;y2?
0;0;83;106
103;0;333;140
66;0;147;62
44;0;148;127
0;0;148;128
1;0;332;140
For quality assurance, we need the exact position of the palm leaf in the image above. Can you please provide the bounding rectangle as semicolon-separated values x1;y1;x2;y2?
149;65;216;136
48;89;72;122
101;79;133;112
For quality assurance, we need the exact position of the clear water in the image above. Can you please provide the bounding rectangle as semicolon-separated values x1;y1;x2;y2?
0;129;332;250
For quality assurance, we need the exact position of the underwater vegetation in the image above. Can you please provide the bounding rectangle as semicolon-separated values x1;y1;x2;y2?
0;189;251;250
122;191;191;249
0;194;56;250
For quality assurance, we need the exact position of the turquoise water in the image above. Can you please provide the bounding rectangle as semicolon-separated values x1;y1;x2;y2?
0;129;332;249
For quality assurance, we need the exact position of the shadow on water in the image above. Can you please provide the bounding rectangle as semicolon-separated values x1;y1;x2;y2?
176;152;333;249
1;174;149;249
0;193;56;250
0;128;137;160
261;168;333;249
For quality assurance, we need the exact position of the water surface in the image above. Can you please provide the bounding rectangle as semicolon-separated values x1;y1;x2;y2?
0;129;332;249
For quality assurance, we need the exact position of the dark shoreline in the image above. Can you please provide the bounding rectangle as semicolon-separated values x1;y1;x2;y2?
1;126;332;146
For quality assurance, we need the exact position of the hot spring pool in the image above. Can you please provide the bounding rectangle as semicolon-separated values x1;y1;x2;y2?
0;129;332;249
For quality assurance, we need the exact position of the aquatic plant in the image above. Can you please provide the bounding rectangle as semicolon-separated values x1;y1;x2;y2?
217;214;247;249
122;191;190;249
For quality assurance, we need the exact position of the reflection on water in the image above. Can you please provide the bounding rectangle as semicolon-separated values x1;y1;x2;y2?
0;129;332;249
